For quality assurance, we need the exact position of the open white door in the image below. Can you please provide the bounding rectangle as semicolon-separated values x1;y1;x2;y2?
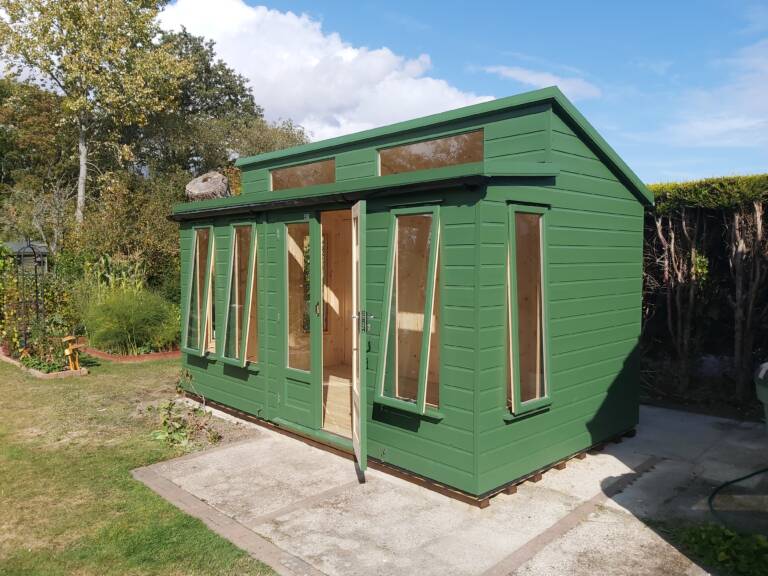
351;200;367;473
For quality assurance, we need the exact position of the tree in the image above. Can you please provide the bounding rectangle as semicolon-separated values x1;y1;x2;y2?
129;29;305;177
0;0;191;224
2;176;75;255
649;175;768;399
0;78;75;190
0;78;78;253
650;206;709;392
725;196;768;398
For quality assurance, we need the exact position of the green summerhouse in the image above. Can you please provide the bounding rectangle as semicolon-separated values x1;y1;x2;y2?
171;87;652;499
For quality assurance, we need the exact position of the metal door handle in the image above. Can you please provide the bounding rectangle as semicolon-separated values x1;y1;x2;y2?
315;302;321;317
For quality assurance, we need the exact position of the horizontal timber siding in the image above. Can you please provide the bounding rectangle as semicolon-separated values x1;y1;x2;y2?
180;219;270;420
476;107;643;494
365;189;481;494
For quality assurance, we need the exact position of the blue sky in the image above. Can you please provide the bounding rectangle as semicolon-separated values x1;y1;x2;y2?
161;1;768;183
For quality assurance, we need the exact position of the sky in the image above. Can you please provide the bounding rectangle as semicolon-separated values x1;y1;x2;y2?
159;0;768;183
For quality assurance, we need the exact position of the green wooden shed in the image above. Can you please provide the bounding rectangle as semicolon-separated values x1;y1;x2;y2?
171;86;652;500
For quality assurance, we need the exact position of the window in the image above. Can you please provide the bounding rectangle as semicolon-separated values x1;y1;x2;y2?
378;209;440;414
287;222;311;370
245;229;259;364
185;227;215;355
272;158;335;191
507;207;548;414
223;225;257;365
379;130;483;176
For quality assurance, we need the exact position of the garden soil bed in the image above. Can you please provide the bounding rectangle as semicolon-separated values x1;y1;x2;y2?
0;349;88;379
82;347;181;364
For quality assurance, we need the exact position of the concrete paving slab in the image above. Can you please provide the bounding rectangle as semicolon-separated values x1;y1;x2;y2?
135;404;767;576
513;505;708;576
627;406;744;462
153;432;361;521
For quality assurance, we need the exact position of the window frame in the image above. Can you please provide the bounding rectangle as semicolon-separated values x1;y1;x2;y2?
506;203;551;419
284;218;314;373
220;222;259;369
375;205;443;418
182;225;215;357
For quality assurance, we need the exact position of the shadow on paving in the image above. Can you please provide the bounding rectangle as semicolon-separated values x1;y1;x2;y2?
134;348;768;576
584;345;768;575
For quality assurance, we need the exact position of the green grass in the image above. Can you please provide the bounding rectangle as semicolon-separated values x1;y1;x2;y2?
0;359;275;575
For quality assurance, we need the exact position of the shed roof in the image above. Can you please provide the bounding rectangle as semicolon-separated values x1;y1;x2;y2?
236;86;652;205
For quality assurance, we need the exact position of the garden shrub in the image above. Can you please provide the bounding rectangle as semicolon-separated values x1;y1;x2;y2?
674;523;768;576
0;249;78;368
84;287;179;355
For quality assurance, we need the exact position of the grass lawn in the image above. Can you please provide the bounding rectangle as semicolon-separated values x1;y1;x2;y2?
0;358;275;576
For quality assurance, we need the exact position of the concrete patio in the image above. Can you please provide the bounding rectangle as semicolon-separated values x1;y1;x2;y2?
134;405;767;576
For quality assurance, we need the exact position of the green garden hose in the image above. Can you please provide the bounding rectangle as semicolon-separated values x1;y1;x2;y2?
708;466;768;527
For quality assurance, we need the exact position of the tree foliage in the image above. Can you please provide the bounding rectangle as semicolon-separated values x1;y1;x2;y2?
0;0;192;222
645;174;768;399
651;174;768;212
129;29;306;176
0;79;78;252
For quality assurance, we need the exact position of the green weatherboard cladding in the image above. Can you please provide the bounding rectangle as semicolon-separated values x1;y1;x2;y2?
173;87;649;496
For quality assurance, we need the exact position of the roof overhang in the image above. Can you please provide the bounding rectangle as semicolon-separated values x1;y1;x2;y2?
170;162;559;222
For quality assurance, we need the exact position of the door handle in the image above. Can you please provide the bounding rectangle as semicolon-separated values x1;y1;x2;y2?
315;302;321;317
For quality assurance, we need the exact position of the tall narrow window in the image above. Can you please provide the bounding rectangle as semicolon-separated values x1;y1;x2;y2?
508;208;547;413
224;225;252;362
205;236;216;354
379;210;440;413
245;229;259;363
287;222;311;370
185;227;214;354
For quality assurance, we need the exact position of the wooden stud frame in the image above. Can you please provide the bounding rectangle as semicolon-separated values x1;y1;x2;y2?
182;225;215;357
506;203;552;418
375;205;442;417
220;222;259;368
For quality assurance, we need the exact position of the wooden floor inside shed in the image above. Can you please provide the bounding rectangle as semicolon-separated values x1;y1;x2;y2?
320;209;353;439
322;364;352;438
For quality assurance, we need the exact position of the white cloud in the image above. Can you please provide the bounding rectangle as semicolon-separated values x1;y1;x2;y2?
159;0;492;141
483;65;601;101
665;38;768;148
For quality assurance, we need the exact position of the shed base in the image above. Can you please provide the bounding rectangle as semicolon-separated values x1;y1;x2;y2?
182;392;636;508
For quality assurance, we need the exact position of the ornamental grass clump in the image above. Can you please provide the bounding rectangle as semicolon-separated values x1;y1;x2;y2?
84;287;179;355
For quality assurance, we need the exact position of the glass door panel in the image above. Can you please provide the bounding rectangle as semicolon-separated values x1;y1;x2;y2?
287;222;312;371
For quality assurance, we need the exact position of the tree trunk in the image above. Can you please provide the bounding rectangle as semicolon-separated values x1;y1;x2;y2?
75;125;88;225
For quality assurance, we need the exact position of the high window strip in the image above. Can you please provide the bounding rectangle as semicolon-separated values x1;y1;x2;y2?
377;208;441;414
507;207;549;414
379;130;483;176
271;158;335;191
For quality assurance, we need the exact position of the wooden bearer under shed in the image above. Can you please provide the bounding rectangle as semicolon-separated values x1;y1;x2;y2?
171;87;651;500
